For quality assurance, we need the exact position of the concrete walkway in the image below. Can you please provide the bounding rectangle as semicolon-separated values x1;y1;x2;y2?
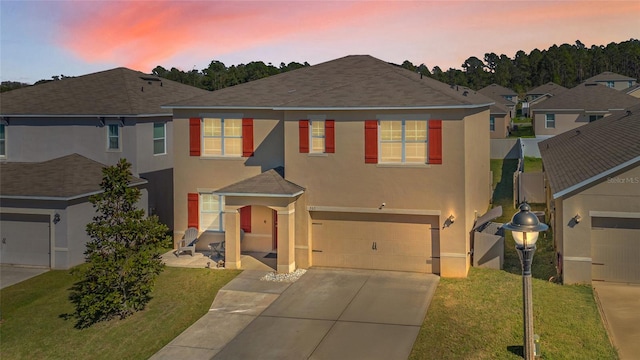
593;282;640;360
151;268;439;360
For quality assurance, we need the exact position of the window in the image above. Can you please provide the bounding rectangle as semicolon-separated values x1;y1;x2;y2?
504;95;513;101
202;117;242;156
310;120;325;153
489;116;495;131
0;124;5;157
589;115;604;122
107;123;120;150
153;122;166;155
606;81;614;88
629;81;634;88
380;120;427;163
545;114;555;129
200;193;223;231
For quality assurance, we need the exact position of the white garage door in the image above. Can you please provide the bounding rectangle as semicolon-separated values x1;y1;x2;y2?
0;213;50;267
311;212;437;273
591;217;640;284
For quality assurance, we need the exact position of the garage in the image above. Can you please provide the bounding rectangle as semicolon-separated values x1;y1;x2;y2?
310;212;438;273
591;217;640;284
0;213;51;267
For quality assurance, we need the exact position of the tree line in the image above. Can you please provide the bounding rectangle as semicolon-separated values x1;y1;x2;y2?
3;39;638;95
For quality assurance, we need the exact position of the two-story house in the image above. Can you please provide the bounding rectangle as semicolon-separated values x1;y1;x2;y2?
539;104;640;284
522;82;567;117
166;55;493;277
478;83;518;119
0;68;208;268
584;71;637;91
531;82;640;138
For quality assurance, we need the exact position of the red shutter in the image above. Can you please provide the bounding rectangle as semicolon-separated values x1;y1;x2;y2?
325;120;335;153
428;120;443;164
364;120;378;164
242;118;254;157
299;120;309;153
187;193;199;229
189;118;201;156
240;206;252;233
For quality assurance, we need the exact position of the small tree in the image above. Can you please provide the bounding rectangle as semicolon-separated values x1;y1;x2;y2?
70;159;169;328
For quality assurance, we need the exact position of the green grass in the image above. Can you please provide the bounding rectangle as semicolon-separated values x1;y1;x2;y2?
410;159;617;359
513;117;532;124
0;267;241;359
509;124;535;138
524;156;543;173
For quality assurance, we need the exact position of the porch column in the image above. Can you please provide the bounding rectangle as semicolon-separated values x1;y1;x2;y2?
276;203;296;273
223;208;241;269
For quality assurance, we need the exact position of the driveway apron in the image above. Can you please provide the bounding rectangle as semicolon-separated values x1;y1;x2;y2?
214;268;439;360
593;282;640;360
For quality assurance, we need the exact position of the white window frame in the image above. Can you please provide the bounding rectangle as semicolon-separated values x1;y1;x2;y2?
199;193;224;232
0;124;6;158
310;119;325;153
379;119;428;164
153;122;166;155
489;116;495;132
106;122;121;151
202;117;243;157
545;114;555;129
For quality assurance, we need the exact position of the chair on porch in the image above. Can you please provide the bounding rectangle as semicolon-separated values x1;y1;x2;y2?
176;227;198;256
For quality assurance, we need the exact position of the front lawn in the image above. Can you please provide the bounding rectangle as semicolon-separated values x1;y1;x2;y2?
0;267;240;359
410;159;617;359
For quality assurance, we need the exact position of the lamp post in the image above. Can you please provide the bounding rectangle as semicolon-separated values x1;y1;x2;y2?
503;202;548;360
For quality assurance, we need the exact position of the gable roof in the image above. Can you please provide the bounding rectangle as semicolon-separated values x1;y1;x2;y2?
477;83;518;103
584;71;636;83
165;55;494;110
526;82;567;97
214;168;305;197
531;82;640;112
0;68;209;117
538;104;640;199
0;154;147;200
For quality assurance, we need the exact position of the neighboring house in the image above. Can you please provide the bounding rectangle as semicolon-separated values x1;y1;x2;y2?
626;83;640;98
531;82;640;138
478;83;518;118
0;154;147;269
489;102;511;139
0;68;209;231
166;55;493;277
522;82;567;117
539;105;640;284
584;71;636;91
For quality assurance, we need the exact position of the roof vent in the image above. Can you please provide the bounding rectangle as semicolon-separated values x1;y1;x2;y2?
575;130;581;135
463;90;469;96
140;76;161;82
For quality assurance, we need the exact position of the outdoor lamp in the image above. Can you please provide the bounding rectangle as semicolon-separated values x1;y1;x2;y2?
504;202;548;360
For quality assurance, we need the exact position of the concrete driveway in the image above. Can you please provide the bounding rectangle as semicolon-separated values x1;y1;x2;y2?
0;265;49;289
152;267;438;360
593;282;640;360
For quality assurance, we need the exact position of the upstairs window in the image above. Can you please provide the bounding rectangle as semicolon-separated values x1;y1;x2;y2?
0;124;5;157
380;120;427;164
107;123;121;150
203;118;242;156
311;120;325;153
545;114;556;129
589;115;604;122
299;119;334;154
153;122;166;155
489;116;495;131
606;81;614;88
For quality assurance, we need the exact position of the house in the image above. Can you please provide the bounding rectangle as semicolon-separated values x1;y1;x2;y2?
522;82;567;117
531;82;640;138
0;154;147;269
478;83;518;118
584;71;636;91
626;83;640;98
539;104;640;284
489;101;511;139
166;55;493;277
0;68;209;231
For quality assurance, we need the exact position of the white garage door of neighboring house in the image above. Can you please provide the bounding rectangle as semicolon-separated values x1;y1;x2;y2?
0;213;51;267
311;212;437;273
591;217;640;284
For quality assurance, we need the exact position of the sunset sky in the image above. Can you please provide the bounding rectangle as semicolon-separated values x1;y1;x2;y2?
1;0;638;84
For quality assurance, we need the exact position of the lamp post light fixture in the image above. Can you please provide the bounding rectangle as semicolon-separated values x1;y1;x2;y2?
503;202;548;360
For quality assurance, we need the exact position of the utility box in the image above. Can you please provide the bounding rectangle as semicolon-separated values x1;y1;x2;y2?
473;222;504;269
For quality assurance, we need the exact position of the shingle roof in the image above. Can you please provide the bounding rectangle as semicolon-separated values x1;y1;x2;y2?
584;71;636;83
538;104;640;198
477;83;518;103
0;154;146;199
526;82;567;97
166;55;494;109
0;68;209;116
531;82;640;111
214;168;304;197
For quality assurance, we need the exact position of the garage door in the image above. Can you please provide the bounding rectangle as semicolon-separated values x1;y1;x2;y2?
311;212;437;273
591;217;640;284
0;213;50;267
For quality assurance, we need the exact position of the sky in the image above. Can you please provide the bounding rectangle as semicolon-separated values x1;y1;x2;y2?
1;0;638;84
